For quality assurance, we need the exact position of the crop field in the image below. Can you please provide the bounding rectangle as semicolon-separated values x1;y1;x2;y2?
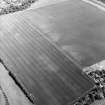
0;1;94;104
30;0;105;67
1;0;105;105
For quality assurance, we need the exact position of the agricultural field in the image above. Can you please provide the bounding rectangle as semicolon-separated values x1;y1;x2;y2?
1;0;105;105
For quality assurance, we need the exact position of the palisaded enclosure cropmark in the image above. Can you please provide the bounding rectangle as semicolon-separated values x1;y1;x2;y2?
0;0;37;15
